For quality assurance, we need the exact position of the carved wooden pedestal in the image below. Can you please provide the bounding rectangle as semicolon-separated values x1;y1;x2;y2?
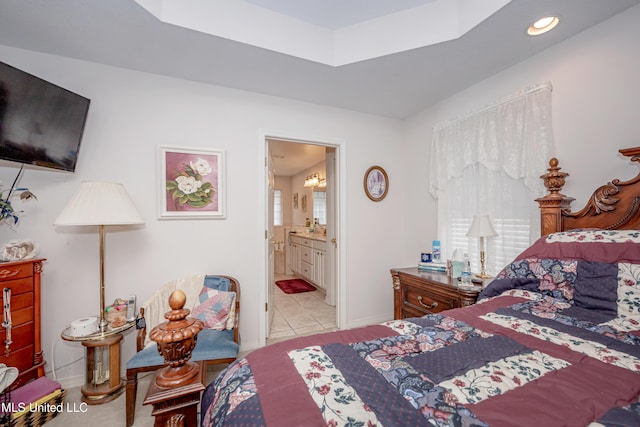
144;371;204;427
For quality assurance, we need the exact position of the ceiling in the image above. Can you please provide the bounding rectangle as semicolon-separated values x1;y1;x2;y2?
268;139;327;176
1;1;638;174
242;0;440;30
1;0;638;120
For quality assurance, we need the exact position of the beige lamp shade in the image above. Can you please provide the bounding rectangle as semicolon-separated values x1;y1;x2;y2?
466;214;498;238
54;181;144;226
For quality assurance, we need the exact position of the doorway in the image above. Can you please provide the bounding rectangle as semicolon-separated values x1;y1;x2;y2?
260;131;343;346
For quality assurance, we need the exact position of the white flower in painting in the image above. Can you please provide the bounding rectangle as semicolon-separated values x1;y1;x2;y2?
175;175;202;195
190;158;212;176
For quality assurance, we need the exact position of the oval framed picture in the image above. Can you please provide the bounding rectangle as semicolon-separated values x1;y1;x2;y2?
363;165;389;202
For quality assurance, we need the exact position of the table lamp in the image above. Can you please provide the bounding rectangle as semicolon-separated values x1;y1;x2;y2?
54;181;144;331
466;214;498;279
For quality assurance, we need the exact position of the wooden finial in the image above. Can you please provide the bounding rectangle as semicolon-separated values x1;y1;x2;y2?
536;157;575;235
540;157;569;197
149;289;204;388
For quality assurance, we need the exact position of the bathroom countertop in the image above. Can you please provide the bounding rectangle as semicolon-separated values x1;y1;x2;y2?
289;231;327;242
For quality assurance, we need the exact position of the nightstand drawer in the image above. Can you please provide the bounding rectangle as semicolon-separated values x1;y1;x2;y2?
391;267;480;320
402;283;456;315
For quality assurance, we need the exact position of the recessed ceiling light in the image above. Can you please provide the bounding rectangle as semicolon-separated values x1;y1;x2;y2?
527;16;559;36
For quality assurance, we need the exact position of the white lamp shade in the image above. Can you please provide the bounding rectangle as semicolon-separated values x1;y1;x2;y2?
466;214;498;237
54;181;144;226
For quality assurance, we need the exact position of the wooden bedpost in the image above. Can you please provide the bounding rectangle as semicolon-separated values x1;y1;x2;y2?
536;157;575;235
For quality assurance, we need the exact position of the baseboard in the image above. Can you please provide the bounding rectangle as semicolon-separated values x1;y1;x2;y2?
54;374;85;390
346;312;394;329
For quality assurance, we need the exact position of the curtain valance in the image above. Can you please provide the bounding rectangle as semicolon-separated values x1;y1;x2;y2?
429;82;554;199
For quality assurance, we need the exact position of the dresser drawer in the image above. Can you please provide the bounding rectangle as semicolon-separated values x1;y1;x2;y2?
0;263;34;281
0;277;34;295
402;283;456;315
1;281;34;324
0;343;34;373
0;322;34;356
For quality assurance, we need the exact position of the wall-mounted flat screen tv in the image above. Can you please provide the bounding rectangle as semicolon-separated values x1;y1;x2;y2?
0;61;90;172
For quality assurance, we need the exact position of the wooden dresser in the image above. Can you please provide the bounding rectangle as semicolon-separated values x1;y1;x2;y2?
391;267;481;319
0;258;46;389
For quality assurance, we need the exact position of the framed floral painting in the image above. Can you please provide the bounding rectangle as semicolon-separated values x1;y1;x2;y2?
158;145;226;219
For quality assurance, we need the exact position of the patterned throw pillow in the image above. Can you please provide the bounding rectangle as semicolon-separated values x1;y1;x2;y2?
191;287;236;330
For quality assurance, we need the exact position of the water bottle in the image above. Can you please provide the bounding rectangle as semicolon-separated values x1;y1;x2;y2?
432;240;441;262
461;253;472;285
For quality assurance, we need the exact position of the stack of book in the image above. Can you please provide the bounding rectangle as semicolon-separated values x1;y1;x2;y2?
418;261;447;273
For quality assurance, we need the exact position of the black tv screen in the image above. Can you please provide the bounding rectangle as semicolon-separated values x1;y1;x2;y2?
0;61;90;172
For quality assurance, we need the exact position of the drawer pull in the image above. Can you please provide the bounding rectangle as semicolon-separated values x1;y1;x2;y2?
417;296;438;310
0;268;20;280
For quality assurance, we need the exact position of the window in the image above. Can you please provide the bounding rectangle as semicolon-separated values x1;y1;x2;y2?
430;83;554;275
273;189;282;226
313;191;326;225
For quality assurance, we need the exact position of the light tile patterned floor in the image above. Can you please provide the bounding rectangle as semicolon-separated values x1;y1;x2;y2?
267;274;336;344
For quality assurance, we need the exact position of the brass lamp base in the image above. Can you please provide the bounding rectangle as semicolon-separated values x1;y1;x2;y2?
477;250;492;280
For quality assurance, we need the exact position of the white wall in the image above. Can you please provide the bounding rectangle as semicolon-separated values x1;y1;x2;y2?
402;4;640;265
0;45;404;385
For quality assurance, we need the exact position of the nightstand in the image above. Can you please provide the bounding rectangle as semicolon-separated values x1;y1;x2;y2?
390;267;481;319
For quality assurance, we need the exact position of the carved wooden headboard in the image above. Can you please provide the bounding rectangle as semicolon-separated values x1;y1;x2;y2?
537;147;640;235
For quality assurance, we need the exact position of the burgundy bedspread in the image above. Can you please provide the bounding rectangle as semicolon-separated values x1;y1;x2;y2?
201;230;640;426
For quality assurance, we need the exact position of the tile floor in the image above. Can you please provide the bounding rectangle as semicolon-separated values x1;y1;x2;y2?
267;274;336;344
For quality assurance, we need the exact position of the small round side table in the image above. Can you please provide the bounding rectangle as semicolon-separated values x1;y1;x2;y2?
61;320;135;405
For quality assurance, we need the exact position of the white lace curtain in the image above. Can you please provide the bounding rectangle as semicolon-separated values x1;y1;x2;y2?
429;82;555;273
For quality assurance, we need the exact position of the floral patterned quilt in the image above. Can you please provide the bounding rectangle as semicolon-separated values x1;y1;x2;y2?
201;230;640;427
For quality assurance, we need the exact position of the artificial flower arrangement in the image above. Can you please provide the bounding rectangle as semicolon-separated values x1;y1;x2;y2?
166;158;214;208
0;165;37;227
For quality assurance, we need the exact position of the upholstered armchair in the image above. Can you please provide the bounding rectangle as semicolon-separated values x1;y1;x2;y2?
125;274;240;427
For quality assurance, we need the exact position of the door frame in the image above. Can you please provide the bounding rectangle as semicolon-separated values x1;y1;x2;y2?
258;129;346;347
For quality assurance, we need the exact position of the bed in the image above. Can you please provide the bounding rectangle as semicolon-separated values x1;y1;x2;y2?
201;147;640;427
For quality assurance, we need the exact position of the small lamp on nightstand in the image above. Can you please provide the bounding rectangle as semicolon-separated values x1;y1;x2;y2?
466;214;498;279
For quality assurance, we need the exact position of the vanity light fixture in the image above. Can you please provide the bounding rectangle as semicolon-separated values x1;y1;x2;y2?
304;173;320;187
527;16;559;36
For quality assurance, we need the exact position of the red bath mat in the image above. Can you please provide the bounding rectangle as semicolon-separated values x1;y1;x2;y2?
275;279;316;294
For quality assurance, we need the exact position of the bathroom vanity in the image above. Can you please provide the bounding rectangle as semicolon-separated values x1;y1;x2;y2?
288;232;327;291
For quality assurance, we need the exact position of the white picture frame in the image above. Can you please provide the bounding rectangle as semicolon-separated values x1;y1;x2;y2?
158;145;226;219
